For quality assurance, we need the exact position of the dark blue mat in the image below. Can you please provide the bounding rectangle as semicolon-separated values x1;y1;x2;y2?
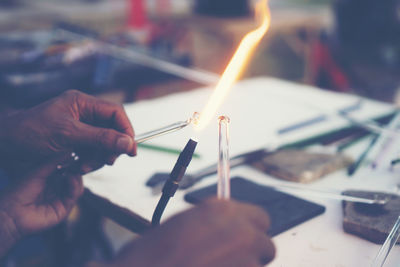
185;177;326;236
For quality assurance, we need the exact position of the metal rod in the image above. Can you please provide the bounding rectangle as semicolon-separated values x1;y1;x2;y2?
266;183;388;205
135;120;191;144
347;134;380;176
217;116;231;199
371;112;400;169
178;148;268;189
57;29;219;85
339;111;400;136
371;215;400;267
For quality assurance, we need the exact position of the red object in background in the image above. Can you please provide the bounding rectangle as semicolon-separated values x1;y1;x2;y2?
127;0;148;29
310;40;350;92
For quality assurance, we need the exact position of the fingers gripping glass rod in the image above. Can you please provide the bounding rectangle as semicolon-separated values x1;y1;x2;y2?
135;120;190;144
60;114;197;170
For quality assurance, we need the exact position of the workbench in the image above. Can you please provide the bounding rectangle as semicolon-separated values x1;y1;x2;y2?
84;77;400;267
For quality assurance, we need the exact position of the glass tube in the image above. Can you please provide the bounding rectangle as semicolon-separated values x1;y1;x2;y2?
135;120;190;144
371;215;400;267
135;112;199;144
58;30;219;85
218;116;231;199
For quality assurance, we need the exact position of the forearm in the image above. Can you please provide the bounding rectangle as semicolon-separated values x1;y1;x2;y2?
0;115;9;177
0;111;18;153
0;110;25;170
0;113;22;258
0;210;20;258
0;114;8;152
0;114;12;171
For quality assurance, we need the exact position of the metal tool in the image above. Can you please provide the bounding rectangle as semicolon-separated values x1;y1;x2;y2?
146;148;269;189
371;215;400;267
264;183;389;205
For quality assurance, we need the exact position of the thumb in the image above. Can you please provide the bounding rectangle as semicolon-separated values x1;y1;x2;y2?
72;122;137;156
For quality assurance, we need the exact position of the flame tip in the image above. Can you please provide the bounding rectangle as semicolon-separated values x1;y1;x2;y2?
196;0;270;130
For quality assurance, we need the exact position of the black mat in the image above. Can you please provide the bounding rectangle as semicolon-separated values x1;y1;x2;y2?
184;177;326;237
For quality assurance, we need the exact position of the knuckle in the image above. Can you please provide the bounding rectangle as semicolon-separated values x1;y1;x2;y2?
248;205;271;227
58;119;77;137
112;102;126;115
94;129;119;150
95;130;109;144
60;90;81;107
63;89;82;99
62;90;90;107
237;223;257;247
49;119;77;150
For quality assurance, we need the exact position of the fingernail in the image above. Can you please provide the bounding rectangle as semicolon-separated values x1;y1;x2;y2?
130;143;137;157
116;136;132;153
107;156;118;165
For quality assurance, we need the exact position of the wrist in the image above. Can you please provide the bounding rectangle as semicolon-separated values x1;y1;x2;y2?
85;261;112;267
0;210;21;258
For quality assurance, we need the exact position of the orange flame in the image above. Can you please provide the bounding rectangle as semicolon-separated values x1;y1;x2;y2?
195;0;271;130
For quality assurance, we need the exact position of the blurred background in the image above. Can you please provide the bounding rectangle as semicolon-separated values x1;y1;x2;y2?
0;0;399;266
0;0;399;112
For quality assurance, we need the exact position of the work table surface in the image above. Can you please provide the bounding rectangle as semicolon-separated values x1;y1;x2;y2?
85;77;400;267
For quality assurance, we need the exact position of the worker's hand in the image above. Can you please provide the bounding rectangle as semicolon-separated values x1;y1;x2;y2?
0;159;83;257
109;199;275;267
0;90;136;175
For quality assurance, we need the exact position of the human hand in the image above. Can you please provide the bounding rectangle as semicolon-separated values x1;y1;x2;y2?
0;90;136;175
108;199;275;267
0;159;83;257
